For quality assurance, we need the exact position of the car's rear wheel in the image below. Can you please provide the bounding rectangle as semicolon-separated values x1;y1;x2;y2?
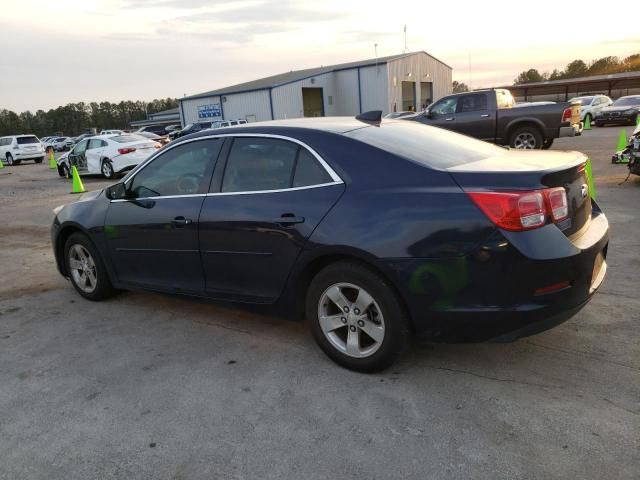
65;232;116;301
306;262;409;372
509;126;543;149
6;153;14;166
101;159;114;179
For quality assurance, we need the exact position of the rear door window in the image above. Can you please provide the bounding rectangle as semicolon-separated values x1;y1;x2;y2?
221;138;298;193
456;94;488;113
292;149;333;187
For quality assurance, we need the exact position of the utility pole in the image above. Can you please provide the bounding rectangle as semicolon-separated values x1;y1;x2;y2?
403;25;408;53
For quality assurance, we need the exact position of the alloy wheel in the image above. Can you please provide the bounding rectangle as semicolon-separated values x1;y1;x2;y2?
513;132;537;149
68;244;98;294
102;161;114;178
317;282;386;358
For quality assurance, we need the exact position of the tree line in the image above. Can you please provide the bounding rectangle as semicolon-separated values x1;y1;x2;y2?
0;98;179;138
514;53;640;85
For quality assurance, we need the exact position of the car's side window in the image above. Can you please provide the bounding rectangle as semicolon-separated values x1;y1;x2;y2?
88;139;103;150
221;138;298;193
293;148;333;187
74;139;89;155
456;94;488;113
431;97;457;115
128;139;221;198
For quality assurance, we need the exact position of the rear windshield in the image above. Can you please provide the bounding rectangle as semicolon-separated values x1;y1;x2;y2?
345;120;505;169
572;97;593;106
111;134;146;143
17;136;39;145
613;96;640;107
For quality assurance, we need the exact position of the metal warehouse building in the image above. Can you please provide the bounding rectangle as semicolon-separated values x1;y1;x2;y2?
178;51;452;125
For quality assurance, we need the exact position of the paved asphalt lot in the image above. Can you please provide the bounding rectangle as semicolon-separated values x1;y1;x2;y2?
0;127;638;479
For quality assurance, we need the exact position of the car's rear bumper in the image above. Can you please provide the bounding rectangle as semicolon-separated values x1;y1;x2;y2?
14;151;45;160
559;125;579;138
384;206;609;342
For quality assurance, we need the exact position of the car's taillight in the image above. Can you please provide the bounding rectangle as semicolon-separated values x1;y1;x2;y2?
118;147;136;155
544;187;568;221
468;187;569;232
561;107;572;123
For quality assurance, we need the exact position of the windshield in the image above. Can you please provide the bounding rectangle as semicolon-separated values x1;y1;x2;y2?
17;136;39;145
346;120;506;169
571;97;593;106
613;97;640;107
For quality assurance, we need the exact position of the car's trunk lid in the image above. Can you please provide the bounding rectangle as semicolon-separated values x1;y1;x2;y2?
447;150;591;237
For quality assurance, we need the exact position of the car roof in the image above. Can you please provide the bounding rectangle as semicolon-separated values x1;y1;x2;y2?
199;117;373;135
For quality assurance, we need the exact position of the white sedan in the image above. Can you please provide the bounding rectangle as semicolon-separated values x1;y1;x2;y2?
56;134;160;179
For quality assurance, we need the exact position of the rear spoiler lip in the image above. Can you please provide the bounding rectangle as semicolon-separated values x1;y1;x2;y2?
446;151;588;176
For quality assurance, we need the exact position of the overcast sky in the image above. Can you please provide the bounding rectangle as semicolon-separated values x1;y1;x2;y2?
0;0;637;112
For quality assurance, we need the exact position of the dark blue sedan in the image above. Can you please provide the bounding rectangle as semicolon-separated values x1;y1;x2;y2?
51;116;609;372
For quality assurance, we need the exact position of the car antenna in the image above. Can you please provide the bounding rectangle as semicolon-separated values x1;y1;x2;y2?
355;110;382;125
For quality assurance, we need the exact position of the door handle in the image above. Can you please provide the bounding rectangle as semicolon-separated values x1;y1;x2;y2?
276;213;305;226
480;114;490;118
445;117;455;121
171;216;192;227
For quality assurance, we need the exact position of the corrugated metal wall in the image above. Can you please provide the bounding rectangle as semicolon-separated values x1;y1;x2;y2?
180;91;272;125
271;72;337;119
386;53;452;112
222;90;272;122
180;95;222;125
334;69;360;115
359;65;388;113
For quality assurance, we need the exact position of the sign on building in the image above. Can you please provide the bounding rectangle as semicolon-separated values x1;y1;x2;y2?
198;104;221;118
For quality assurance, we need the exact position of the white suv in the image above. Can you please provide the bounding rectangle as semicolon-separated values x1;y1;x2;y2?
0;135;45;165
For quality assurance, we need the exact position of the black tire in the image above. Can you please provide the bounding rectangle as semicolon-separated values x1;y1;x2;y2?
541;139;554;150
60;163;71;179
306;261;410;372
13;159;21;165
6;153;14;166
101;159;114;179
509;126;543;149
64;232;117;301
34;156;44;164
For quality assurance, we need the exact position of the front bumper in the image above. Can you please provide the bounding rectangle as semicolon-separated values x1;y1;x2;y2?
595;114;636;124
385;206;609;342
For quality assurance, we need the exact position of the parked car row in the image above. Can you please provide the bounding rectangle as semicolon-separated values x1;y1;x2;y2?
56;133;161;179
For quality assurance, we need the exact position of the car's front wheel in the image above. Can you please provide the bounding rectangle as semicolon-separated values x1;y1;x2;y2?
6;153;14;166
64;232;116;301
34;156;43;164
59;163;70;179
306;262;409;372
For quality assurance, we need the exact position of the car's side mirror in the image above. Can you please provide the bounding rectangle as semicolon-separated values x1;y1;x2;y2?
425;110;433;119
106;182;127;200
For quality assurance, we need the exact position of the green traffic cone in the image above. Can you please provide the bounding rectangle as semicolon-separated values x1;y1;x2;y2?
585;158;596;201
49;150;56;169
0;157;4;169
636;115;640;127
71;165;85;194
616;129;628;152
583;115;591;130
